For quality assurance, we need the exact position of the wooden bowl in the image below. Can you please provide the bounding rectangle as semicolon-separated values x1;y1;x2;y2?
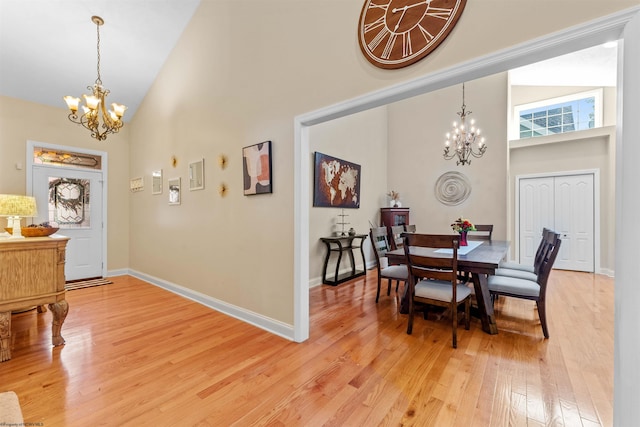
5;227;60;237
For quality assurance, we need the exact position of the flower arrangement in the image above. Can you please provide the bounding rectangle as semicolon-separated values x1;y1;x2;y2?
451;217;476;233
387;190;400;201
387;190;401;207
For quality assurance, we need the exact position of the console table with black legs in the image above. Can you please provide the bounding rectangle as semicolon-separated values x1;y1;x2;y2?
320;234;368;286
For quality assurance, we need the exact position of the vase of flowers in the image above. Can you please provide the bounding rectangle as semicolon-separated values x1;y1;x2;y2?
387;190;401;207
451;217;476;246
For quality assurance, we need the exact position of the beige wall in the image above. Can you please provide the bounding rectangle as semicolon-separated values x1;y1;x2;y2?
0;95;130;272
308;107;388;286
386;73;509;238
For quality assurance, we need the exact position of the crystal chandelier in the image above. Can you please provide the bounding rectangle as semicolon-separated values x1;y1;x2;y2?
443;83;486;165
63;16;126;141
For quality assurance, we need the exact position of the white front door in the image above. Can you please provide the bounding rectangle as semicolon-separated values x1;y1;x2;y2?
32;166;104;281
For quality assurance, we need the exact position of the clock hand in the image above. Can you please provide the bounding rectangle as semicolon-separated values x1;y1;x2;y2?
393;7;408;32
391;0;432;32
392;0;431;14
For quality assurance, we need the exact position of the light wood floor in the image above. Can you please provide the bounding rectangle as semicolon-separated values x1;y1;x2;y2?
2;269;613;426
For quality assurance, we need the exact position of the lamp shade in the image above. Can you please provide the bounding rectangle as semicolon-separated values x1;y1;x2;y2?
0;195;38;217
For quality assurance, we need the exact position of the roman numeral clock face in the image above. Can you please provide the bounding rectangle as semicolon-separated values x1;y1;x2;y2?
358;0;467;69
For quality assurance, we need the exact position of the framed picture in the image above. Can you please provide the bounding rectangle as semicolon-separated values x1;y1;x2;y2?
168;177;181;205
130;177;144;192
243;140;272;195
313;152;361;208
189;159;204;191
152;169;163;195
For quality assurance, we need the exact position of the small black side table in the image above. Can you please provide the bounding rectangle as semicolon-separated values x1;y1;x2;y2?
320;234;368;286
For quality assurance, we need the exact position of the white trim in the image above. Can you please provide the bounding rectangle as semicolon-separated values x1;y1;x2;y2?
294;7;639;343
514;169;601;273
128;269;294;341
25;140;109;279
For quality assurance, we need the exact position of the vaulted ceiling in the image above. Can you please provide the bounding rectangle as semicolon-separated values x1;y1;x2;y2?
0;1;616;123
0;0;200;120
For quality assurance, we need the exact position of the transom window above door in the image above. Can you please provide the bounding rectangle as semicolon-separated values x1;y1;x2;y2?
512;88;603;140
33;147;102;170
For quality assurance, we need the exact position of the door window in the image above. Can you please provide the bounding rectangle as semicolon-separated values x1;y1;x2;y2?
48;177;91;228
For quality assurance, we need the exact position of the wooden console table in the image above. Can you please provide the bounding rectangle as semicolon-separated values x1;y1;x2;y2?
320;234;367;286
0;236;70;362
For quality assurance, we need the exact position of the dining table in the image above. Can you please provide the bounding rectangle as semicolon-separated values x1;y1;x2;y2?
385;239;510;335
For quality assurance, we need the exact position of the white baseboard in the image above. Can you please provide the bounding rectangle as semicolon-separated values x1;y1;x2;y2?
598;268;615;277
109;269;296;341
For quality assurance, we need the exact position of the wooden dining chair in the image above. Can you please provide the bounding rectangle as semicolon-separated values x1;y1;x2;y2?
390;225;405;250
403;233;471;348
369;227;408;303
488;230;561;338
404;224;416;233
496;228;553;280
467;224;493;240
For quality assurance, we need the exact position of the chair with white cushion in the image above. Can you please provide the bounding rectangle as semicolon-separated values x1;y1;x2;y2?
488;230;561;338
403;233;471;348
496;228;553;281
369;227;408;303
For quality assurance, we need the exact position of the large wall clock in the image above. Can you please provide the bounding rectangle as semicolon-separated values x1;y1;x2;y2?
358;0;467;69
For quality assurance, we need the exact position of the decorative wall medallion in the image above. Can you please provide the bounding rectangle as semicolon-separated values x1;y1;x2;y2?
434;171;471;205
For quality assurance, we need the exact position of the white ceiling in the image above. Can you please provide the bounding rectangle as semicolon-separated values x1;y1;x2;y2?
0;0;201;120
509;42;618;87
0;1;617;122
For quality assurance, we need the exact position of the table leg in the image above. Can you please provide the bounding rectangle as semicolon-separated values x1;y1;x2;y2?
48;300;68;346
0;311;11;362
471;273;499;335
346;242;356;276
321;240;332;284
333;241;343;283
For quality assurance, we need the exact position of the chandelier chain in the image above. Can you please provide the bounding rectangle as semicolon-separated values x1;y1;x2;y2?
95;20;102;85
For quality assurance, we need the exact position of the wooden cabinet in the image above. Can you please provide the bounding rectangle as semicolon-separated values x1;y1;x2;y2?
380;207;410;228
381;208;410;250
0;237;70;362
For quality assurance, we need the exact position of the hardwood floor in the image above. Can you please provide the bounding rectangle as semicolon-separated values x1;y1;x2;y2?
2;269;613;426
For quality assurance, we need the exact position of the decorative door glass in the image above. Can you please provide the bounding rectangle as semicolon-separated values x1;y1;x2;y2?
48;177;91;228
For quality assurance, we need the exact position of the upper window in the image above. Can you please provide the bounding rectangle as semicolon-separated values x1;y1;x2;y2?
513;89;603;140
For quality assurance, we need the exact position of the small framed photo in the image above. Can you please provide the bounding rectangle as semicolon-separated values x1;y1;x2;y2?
168;177;181;205
243;140;272;195
189;159;204;191
130;177;144;192
152;169;163;195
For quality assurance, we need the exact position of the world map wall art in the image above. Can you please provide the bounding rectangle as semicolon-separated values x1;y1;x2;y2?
313;152;361;208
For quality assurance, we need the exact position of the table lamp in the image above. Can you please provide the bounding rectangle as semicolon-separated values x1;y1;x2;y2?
0;194;38;239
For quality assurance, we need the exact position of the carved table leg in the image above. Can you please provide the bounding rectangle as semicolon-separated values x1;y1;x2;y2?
48;300;69;346
0;311;11;362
